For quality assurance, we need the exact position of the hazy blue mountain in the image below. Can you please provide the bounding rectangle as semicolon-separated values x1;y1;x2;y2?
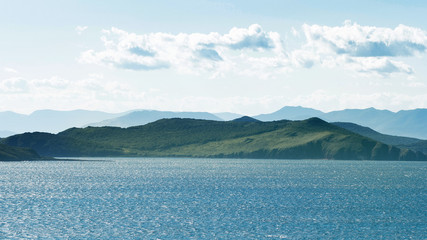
0;112;27;132
0;111;27;120
88;110;223;128
385;109;427;139
321;108;394;130
214;112;243;121
0;110;126;134
332;122;421;146
254;106;324;121
2;107;426;139
322;108;427;139
402;140;427;155
253;106;427;139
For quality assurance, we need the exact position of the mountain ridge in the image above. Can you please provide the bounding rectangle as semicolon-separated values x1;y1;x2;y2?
2;117;425;161
0;109;127;135
254;106;324;121
1;106;426;139
253;106;427;139
86;110;223;128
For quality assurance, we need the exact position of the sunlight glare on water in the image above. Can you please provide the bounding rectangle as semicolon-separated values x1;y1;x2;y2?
0;158;426;239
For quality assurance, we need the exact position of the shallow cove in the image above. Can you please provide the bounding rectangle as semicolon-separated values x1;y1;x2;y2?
0;158;426;239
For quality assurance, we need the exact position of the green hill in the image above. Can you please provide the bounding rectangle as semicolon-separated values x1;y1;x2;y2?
2;118;426;161
1;132;123;157
331;122;427;155
0;143;41;161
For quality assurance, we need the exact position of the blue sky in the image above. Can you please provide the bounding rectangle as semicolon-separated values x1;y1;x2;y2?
1;0;427;115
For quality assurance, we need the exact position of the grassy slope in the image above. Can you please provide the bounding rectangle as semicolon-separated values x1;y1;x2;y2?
2;118;426;160
58;118;289;151
0;144;41;161
1;132;123;157
159;118;406;160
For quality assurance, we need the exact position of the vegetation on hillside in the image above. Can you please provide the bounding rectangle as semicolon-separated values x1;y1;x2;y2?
2;118;426;161
0;143;41;161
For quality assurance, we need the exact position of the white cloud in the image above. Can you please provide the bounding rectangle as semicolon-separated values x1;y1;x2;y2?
79;24;285;78
401;79;426;88
88;73;104;79
291;27;300;37
0;77;29;93
2;74;427;114
342;56;414;77
296;21;427;76
0;74;144;112
75;25;88;35
0;76;72;93
302;21;427;57
80;22;427;78
289;49;318;68
3;67;18;74
30;76;70;89
222;24;279;50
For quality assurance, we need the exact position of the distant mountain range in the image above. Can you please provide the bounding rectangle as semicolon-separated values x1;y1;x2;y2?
254;106;324;121
2;117;425;161
331;122;427;154
253;106;427;139
402;140;427;155
87;110;222;127
0;130;16;138
0;109;229;137
0;106;426;140
0;110;126;135
331;122;421;146
213;112;243;121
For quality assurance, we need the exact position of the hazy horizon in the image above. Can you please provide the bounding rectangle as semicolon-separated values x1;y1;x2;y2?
2;105;427;117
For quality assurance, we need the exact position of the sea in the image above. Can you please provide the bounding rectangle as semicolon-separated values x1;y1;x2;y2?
0;158;426;239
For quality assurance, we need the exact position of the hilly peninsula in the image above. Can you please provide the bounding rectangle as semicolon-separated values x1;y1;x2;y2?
2;117;426;161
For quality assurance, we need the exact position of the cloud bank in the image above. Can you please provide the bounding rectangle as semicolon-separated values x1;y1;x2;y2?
299;21;426;76
0;74;152;113
80;22;427;77
79;24;284;78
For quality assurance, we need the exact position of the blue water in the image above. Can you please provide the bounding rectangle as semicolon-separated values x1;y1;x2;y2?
0;158;426;239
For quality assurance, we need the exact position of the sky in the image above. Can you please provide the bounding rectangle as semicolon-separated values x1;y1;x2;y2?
1;0;427;115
